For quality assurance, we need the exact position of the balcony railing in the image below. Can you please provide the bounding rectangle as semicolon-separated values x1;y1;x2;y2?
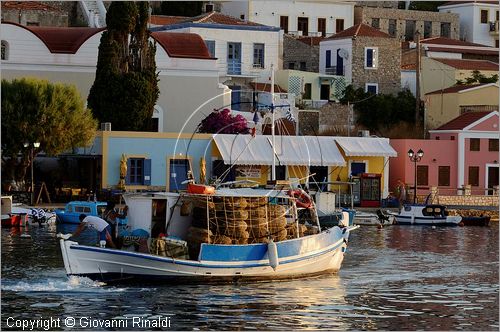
325;65;345;76
490;21;499;34
227;60;242;75
300;99;329;110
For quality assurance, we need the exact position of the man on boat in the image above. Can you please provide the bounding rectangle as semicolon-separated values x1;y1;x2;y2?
102;201;128;241
60;214;116;248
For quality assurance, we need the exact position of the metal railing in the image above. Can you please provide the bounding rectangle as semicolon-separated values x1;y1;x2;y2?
300;99;329;109
325;65;345;76
227;60;242;75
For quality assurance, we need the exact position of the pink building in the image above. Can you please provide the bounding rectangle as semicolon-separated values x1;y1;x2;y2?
390;111;499;196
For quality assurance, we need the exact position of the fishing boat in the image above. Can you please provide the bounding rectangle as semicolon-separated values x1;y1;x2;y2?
55;201;127;225
394;204;462;226
58;188;358;284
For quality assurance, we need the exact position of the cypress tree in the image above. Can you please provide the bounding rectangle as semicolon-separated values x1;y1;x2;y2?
88;2;159;131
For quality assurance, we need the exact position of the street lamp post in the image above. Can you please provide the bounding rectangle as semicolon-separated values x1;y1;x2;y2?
24;142;40;206
407;148;424;204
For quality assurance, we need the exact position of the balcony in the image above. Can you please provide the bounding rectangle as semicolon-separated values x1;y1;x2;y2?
325;65;345;76
489;21;499;35
300;99;329;110
227;60;242;75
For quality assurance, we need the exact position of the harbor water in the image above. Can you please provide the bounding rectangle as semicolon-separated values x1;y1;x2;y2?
2;223;498;330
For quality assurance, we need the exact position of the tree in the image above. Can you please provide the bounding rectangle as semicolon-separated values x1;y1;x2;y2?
156;1;203;16
340;85;420;137
456;70;499;85
408;1;447;12
1;78;97;189
198;109;249;134
88;2;159;131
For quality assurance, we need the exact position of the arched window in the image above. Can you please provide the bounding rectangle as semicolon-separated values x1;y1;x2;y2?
1;40;8;60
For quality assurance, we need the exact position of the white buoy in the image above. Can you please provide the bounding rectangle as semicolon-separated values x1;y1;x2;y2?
20;234;31;238
432;225;436;229
267;240;279;271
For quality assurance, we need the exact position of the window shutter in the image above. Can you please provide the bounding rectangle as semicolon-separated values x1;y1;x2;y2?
125;158;131;185
326;50;331;68
366;49;373;67
143;159;151;186
373;49;377;67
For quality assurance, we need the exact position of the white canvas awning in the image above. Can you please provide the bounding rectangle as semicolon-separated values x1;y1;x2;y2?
213;134;346;166
272;136;345;166
334;137;397;157
213;135;274;165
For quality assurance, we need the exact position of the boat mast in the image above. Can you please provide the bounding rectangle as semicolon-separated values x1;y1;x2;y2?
271;63;276;181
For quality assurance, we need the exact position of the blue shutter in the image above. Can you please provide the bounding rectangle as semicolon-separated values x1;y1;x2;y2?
125;158;131;185
326;50;331;68
143;159;151;186
366;49;373;67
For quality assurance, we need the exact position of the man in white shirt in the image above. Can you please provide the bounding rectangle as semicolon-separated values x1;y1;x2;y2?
63;214;116;248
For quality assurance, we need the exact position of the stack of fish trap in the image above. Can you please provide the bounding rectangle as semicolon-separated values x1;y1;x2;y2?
185;195;309;257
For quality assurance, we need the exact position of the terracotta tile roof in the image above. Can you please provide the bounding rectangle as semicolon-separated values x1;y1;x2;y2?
1;1;61;12
3;22;103;54
250;83;287;93
150;32;213;59
149;15;187;26
325;23;392;40
434;58;499;70
426;83;494;95
181;11;263;27
401;63;416;70
434;111;495;130
296;36;323;46
421;37;491;48
426;46;499;56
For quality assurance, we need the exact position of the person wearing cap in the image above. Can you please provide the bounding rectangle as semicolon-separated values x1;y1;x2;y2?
102;201;128;241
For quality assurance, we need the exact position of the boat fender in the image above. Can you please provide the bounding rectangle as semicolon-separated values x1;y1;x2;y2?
267;240;279;271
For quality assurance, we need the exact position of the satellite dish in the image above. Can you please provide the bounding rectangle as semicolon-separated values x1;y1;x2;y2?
338;48;349;59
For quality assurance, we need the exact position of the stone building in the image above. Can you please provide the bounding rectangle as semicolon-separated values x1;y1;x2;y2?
355;1;399;9
320;23;401;95
283;35;321;72
1;1;68;27
354;6;459;41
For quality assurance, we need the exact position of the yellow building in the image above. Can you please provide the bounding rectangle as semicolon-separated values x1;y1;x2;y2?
211;134;396;198
425;83;499;130
421;57;499;95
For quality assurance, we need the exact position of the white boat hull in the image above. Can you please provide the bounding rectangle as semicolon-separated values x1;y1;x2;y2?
59;226;357;283
354;213;394;226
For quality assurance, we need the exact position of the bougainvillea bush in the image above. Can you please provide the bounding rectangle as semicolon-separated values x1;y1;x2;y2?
198;108;249;134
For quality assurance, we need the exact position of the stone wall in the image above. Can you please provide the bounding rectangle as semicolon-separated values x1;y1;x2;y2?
298;110;319;135
351;36;401;95
283;35;319;72
423;194;500;207
5;191;32;205
317;103;354;135
354;7;460;41
2;8;68;27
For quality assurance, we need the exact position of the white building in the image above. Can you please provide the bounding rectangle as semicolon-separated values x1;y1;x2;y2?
220;0;354;37
438;1;499;47
150;12;282;112
1;22;229;134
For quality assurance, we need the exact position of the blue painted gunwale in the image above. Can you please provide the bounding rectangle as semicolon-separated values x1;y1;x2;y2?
69;230;345;269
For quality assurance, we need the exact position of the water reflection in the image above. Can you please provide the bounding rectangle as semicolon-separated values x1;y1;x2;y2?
1;224;498;330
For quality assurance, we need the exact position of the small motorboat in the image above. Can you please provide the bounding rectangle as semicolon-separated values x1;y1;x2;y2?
1;196;29;227
55;201;127;225
354;209;394;226
460;215;490;226
11;207;56;226
395;204;462;226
